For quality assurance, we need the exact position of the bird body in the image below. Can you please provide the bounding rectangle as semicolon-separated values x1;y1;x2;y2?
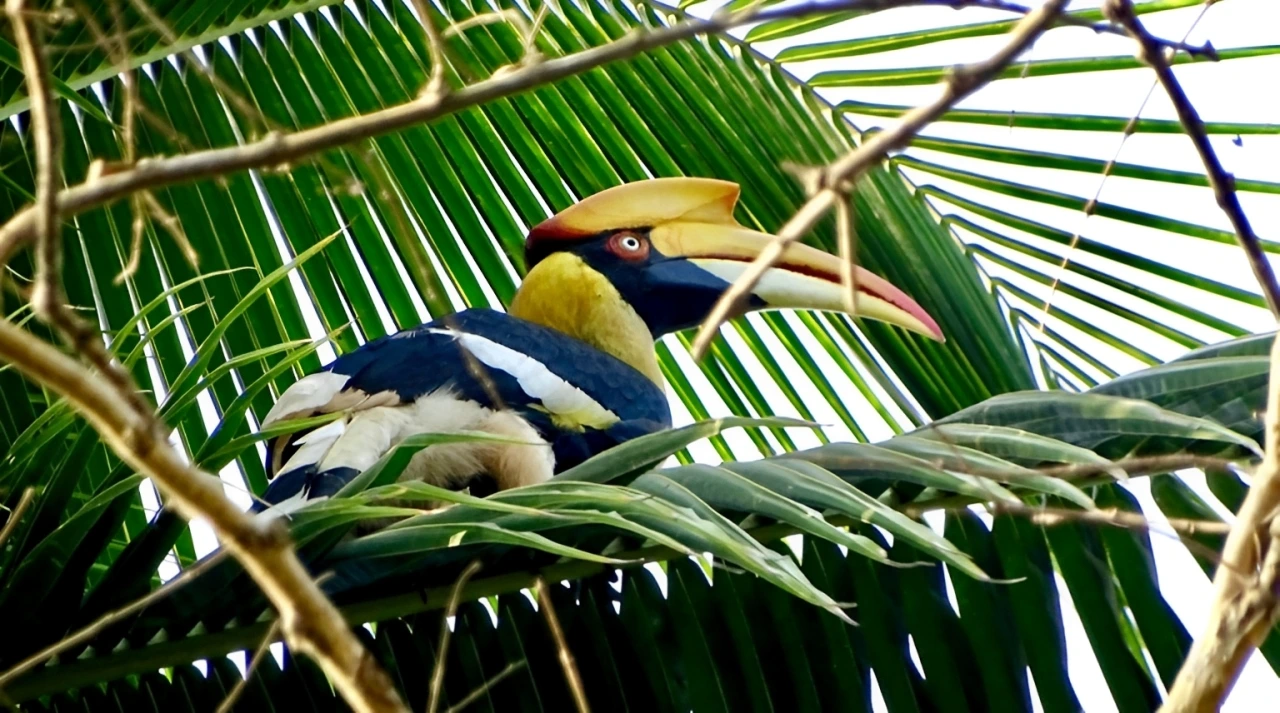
258;308;670;512
253;177;945;513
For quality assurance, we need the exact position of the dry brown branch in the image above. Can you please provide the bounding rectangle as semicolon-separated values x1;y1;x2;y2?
1105;0;1280;320
442;660;527;713
408;0;451;100
688;0;1070;358
1034;453;1248;481
105;0;136;164
0;0;966;271
8;0;64;324
0;550;230;693
117;194;148;284
1162;332;1280;712
215;618;281;713
0;487;35;553
139;190;197;268
69;0;202;156
428;560;484;713
6;0;171;433
0;15;398;694
535;578;590;713
0;319;407;712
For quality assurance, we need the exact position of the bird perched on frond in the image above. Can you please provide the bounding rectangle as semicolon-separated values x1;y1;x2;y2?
255;178;944;514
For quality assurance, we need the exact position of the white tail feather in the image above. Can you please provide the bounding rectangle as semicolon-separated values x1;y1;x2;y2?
277;416;348;477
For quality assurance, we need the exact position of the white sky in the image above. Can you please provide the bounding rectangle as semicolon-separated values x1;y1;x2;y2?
130;0;1280;708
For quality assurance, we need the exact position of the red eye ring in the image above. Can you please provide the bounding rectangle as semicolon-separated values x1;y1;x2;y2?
606;232;650;261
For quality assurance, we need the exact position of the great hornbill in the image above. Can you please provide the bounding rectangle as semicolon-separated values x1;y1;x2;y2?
256;177;943;513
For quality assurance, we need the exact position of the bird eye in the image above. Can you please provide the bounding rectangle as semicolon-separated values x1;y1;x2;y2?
607;232;649;260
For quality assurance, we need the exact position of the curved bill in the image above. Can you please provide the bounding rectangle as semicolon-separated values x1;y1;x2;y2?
531;177;945;342
650;220;945;342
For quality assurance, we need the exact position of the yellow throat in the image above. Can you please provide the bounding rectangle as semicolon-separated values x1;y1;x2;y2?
509;253;664;388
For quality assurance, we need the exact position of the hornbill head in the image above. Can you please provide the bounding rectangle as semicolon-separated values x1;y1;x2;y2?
520;177;944;342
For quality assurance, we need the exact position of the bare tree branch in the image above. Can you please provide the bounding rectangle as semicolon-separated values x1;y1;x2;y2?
1034;453;1249;482
1162;334;1280;712
689;0;1071;358
428;560;483;713
0;318;408;712
0;0;971;271
7;0;64;324
1105;0;1280;320
0;487;35;553
408;0;452;100
992;501;1232;536
215;618;281;713
535;578;590;713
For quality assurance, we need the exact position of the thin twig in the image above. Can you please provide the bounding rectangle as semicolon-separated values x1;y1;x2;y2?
125;0;271;136
1162;335;1280;712
993;501;1232;536
117;194;147;284
441;660;527;713
8;0;64;324
836;194;858;313
0;550;230;692
981;500;1235;570
428;560;483;713
0;444;1243;700
0;487;35;553
215;618;281;713
1105;0;1280;320
1035;453;1248;481
534;579;589;713
408;0;451;100
70;0;200;154
0;0;973;271
974;0;1216;57
688;0;1070;358
105;0;136;164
